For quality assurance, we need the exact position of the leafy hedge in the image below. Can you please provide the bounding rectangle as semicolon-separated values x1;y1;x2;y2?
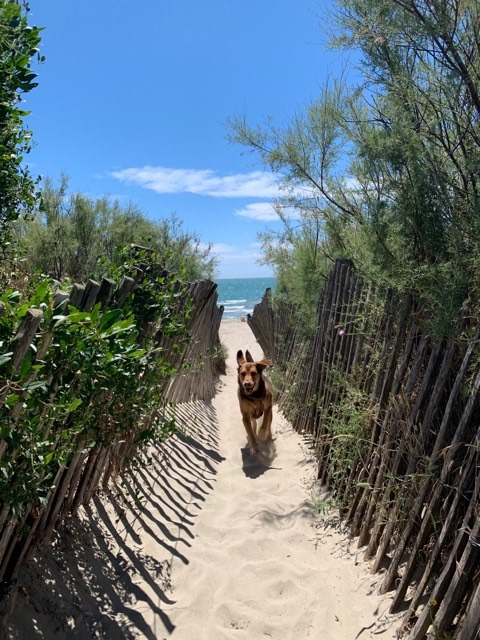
0;253;191;518
0;0;43;242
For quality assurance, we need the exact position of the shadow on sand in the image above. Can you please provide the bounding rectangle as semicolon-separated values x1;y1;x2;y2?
241;437;279;479
5;400;224;640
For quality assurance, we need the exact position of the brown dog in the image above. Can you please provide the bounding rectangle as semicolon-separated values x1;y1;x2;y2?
237;349;273;455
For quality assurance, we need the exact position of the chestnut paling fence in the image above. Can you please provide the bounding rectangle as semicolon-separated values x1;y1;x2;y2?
248;259;480;640
0;272;223;600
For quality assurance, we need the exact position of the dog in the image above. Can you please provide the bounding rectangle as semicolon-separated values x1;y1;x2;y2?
236;349;273;455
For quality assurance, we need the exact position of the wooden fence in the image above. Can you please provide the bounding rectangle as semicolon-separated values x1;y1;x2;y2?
0;272;223;602
248;259;480;640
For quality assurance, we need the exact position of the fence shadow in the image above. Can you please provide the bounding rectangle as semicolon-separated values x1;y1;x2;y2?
4;400;223;640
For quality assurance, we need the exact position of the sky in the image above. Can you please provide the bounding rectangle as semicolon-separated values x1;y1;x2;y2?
24;0;350;278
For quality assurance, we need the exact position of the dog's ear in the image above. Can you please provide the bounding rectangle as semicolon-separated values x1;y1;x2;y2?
245;350;254;362
237;350;246;366
255;358;273;371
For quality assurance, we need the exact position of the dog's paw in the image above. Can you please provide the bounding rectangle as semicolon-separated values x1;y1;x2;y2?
257;428;272;442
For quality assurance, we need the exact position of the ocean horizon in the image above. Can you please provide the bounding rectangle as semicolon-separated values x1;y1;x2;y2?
215;276;276;320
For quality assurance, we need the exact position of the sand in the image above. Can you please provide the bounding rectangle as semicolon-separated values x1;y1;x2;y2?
4;319;402;640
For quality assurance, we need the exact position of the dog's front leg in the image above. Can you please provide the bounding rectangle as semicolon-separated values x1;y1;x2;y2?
258;406;273;441
242;416;258;455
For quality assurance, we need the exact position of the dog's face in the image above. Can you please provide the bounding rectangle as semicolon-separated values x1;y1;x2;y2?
237;349;272;396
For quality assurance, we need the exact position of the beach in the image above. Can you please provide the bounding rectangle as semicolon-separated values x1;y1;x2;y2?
5;318;402;639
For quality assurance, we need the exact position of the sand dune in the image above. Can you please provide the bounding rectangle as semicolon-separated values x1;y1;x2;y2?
5;319;402;639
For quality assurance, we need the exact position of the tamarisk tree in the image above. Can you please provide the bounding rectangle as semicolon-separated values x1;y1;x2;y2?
230;0;480;335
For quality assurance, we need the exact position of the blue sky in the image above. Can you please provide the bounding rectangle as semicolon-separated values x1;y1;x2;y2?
25;0;348;278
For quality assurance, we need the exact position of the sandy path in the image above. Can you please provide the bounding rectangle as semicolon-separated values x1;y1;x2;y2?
165;320;400;640
5;319;401;640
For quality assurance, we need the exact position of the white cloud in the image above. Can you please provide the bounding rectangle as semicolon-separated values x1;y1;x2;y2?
203;241;275;278
110;166;280;198
209;242;238;256
209;241;264;264
234;202;278;221
235;201;303;222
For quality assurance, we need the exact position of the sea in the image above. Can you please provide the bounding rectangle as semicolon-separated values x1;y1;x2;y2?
215;277;276;321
